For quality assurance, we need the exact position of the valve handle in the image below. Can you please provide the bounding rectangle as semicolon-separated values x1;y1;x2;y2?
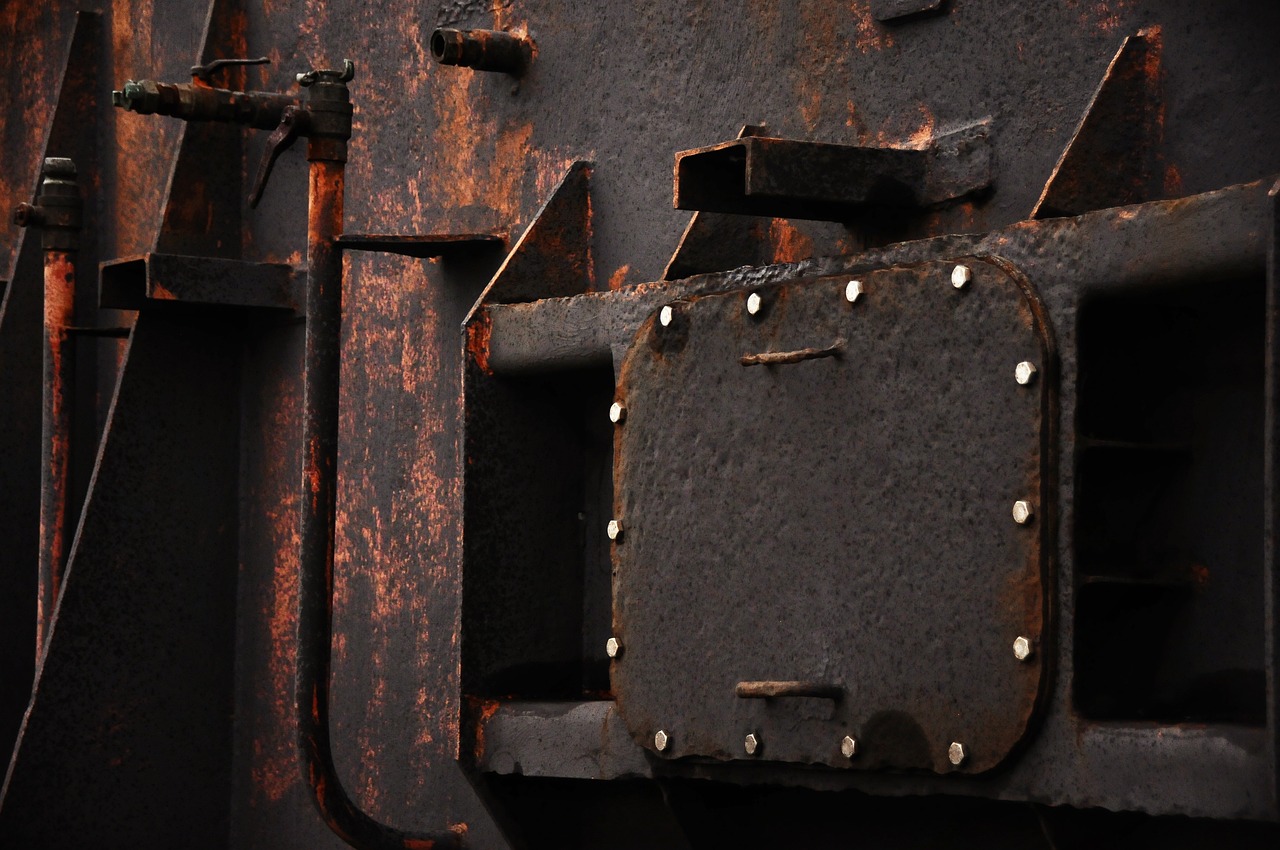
249;105;307;208
190;56;270;83
295;59;355;87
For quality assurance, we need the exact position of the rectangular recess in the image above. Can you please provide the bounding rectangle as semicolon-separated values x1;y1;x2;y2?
1075;275;1267;724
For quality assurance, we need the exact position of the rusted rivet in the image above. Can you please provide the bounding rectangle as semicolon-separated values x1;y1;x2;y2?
841;735;858;759
744;733;760;755
1013;636;1033;661
746;292;763;315
951;264;971;289
845;280;863;303
606;637;622;658
654;729;670;752
607;519;624;541
609;402;626;423
948;741;967;765
1012;500;1034;525
659;305;674;327
1015;361;1038;385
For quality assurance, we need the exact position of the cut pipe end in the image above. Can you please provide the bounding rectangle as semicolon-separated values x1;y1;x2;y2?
430;28;531;75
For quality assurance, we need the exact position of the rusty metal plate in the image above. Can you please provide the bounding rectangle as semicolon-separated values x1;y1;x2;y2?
610;258;1050;774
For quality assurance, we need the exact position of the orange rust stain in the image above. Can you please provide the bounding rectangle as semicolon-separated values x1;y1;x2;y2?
905;103;937;149
608;264;631;292
470;698;501;760
467;308;493;374
767;219;814;264
1163;163;1183;197
851;0;895;53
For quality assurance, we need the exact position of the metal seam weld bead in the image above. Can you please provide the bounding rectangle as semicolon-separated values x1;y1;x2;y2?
1013;636;1033;661
744;733;760;755
1015;360;1038;385
1012;500;1034;525
948;741;967;766
607;519;624;541
605;637;622;658
841;735;858;759
845;280;863;303
654;730;670;751
951;264;972;289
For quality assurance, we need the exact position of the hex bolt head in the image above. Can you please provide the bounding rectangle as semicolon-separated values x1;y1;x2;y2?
1015;361;1038;385
654;730;670;752
948;741;967;766
1013;636;1033;661
607;519;624;541
1012;500;1034;525
746;292;763;315
744;733;760;755
845;280;863;303
609;401;626;424
951;264;972;289
606;637;622;658
840;735;858;759
659;305;674;327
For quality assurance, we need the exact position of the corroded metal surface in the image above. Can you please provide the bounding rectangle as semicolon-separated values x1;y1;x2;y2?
1;0;1280;847
611;259;1049;773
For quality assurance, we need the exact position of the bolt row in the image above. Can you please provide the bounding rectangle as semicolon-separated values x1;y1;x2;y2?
645;726;974;767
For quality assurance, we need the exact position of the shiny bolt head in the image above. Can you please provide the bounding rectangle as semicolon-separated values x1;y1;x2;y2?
951;264;972;289
744;733;760;755
1015;361;1038;385
845;280;863;303
746;292;763;315
1012;500;1034;525
654;730;670;752
659;305;674;327
609;402;626;424
606;637;622;658
606;519;624;541
948;741;967;766
840;735;858;759
1013;636;1033;661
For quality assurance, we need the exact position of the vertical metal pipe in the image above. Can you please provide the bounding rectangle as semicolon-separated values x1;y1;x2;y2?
37;247;75;654
293;67;462;849
14;157;82;656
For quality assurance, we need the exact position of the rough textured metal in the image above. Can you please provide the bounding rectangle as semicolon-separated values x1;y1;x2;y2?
612;258;1049;773
99;253;298;311
674;123;991;221
1033;29;1164;219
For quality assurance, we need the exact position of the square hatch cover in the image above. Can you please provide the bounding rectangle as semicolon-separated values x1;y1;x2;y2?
610;258;1050;774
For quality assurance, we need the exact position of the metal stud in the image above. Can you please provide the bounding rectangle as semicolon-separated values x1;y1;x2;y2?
606;637;622;658
840;735;858;759
746;292;763;315
1012;500;1034;525
659;305;674;326
951;264;971;289
744;733;760;755
609;401;626;423
948;741;967;766
607;519;624;541
1013;636;1033;661
654;729;670;751
1015;361;1038;385
845;280;863;303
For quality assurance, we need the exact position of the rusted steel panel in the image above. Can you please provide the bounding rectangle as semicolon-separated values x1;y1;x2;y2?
610;260;1050;773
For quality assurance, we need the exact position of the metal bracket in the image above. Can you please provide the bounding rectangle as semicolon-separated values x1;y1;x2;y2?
674;120;991;221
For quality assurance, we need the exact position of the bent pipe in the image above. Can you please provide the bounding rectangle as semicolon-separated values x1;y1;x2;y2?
295;104;465;850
